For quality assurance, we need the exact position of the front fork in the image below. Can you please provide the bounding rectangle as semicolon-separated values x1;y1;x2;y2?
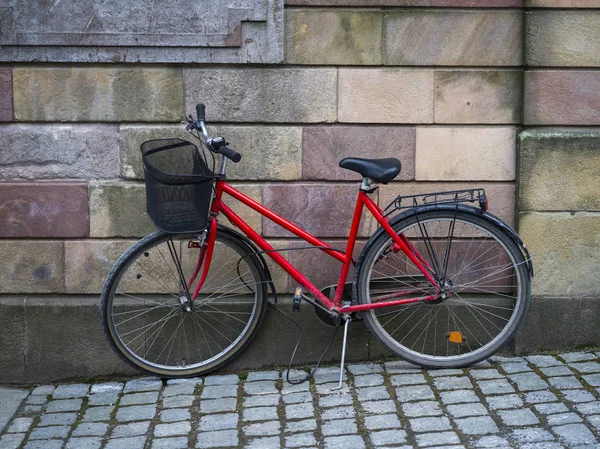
186;216;218;302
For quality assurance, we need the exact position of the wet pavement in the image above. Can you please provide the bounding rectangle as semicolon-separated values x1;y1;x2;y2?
2;352;600;449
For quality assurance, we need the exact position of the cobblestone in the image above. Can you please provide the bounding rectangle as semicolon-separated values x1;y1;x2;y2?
3;354;600;449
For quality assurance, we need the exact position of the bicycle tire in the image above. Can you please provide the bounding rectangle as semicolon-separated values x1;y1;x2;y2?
355;209;531;368
100;228;268;377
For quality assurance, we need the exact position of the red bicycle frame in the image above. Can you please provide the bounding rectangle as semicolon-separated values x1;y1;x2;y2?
191;180;441;313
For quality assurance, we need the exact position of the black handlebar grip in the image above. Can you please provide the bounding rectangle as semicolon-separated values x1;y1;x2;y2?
196;104;206;122
219;146;242;163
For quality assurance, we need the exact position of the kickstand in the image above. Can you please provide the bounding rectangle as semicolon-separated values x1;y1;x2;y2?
332;315;351;391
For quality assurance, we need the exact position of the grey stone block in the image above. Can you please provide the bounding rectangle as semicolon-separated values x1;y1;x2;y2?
185;69;336;123
72;422;109;437
104;436;146;449
551;423;597;445
453;416;499;435
154;422;191;437
402;401;442;418
195;429;238;448
111;421;151;438
354;374;384;387
120;392;159;406
409;416;452;432
46;399;84;413
0;125;119;180
39;412;78;426
283;392;312;405
243;406;278;422
21;297;136;384
322;406;355;421
510;427;555;444
391;374;427;386
362;400;397;414
123;378;162;392
416;431;460;447
370;430;407;446
203;374;239;386
244;380;278;395
285;403;315;420
29;425;71;439
324;435;366;449
83;407;114;422
534;402;569;415
24;440;64;449
243;420;281;436
321;418;357;436
285;432;317;448
447;403;488;418
498;408;539;426
546;412;582;426
160;409;191;423
162;396;194;409
486;394;524;410
244;395;279;408
285;419;316;434
65;438;103;449
396;385;435;402
151;437;189;449
199;413;238;431
115;405;156;422
0;300;24;383
246;371;280;382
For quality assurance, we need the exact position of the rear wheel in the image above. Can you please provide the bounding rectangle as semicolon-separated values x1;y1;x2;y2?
100;228;267;377
355;209;530;368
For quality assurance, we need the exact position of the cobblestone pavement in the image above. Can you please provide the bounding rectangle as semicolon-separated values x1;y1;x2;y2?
2;352;600;449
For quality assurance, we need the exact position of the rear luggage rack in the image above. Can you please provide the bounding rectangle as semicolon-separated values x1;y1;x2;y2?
384;188;488;217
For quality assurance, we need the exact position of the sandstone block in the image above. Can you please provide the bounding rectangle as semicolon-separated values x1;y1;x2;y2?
0;241;64;294
383;11;522;66
519;129;600;212
286;1;523;6
89;182;155;238
184;69;337;123
262;184;377;238
0;182;89;238
526;11;600;66
0;67;12;121
434;71;521;124
214;126;302;181
518;212;600;297
221;184;264;236
527;0;598;5
524;71;600;125
13;67;183;122
285;10;382;65
120;125;302;181
64;240;138;294
338;69;434;123
302;126;415;181
119;125;192;179
415;127;516;181
378;182;516;227
0;124;119;180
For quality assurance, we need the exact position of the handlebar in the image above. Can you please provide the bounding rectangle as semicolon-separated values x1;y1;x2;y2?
187;103;242;163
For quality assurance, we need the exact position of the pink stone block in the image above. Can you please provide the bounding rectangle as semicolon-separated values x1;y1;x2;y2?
302;126;415;181
0;182;89;237
525;71;600;125
262;184;377;238
287;240;366;291
0;67;12;122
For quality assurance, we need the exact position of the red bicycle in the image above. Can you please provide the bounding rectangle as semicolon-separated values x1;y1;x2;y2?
100;104;533;378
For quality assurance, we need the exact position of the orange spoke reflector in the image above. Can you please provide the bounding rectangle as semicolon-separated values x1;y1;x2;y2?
446;331;466;344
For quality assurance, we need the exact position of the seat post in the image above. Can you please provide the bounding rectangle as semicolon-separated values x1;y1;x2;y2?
360;177;374;192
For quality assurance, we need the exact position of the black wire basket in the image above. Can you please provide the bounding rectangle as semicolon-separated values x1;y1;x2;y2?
141;139;214;233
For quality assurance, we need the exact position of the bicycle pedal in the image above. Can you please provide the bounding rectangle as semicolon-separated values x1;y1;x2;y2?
292;287;302;312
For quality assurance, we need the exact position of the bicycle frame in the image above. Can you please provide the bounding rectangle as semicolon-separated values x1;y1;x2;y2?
191;180;441;314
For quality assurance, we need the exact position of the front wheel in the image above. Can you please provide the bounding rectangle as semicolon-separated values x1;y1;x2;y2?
355;209;531;368
100;228;268;377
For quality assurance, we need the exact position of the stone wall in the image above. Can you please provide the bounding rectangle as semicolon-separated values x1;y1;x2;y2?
0;0;599;381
